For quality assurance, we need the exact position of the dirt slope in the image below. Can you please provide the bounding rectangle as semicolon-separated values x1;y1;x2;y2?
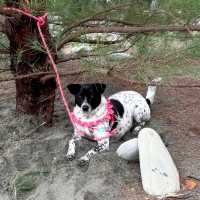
0;76;200;200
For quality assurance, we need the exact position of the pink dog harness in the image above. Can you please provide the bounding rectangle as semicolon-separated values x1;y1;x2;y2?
70;99;117;141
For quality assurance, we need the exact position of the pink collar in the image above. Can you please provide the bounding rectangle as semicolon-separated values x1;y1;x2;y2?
70;98;117;140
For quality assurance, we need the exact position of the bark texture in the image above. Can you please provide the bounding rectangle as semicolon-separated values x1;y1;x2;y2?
5;0;57;125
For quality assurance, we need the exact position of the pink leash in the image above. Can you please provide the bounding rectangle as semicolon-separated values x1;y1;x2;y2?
4;7;75;123
3;7;117;141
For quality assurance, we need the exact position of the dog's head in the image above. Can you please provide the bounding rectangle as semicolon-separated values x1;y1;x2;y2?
67;83;106;113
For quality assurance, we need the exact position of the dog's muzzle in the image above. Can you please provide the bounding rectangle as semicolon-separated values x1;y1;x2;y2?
81;103;91;113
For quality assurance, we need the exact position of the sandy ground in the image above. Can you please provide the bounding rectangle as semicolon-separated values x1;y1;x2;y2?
0;75;200;200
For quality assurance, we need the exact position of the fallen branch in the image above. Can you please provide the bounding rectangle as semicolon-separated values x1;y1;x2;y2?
70;37;126;45
58;25;200;50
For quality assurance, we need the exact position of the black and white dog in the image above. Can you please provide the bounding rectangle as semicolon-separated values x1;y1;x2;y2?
66;78;161;166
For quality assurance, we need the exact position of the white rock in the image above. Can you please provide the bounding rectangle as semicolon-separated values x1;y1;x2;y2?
138;128;180;197
116;138;139;161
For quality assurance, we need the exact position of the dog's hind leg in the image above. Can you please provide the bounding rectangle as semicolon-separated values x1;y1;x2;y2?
78;138;109;166
66;134;81;161
132;106;150;135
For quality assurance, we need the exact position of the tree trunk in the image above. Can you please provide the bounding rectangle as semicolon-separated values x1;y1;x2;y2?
5;1;57;125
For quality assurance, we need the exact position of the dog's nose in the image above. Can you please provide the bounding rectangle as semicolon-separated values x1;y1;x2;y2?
82;105;89;112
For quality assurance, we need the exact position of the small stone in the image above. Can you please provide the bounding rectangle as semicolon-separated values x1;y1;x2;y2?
84;191;99;200
116;138;139;161
138;128;180;197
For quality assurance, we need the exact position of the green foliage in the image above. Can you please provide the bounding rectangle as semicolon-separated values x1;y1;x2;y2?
0;33;8;49
1;0;200;82
0;0;200;25
28;37;46;53
161;0;200;23
15;174;37;192
14;170;49;193
184;35;200;58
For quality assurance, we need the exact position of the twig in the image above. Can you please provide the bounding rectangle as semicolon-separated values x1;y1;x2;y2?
0;69;88;82
161;193;193;199
187;176;200;182
20;122;47;140
57;52;100;63
61;3;132;35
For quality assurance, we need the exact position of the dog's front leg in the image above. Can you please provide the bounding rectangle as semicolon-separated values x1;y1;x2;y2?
66;134;81;161
78;138;109;166
134;121;146;133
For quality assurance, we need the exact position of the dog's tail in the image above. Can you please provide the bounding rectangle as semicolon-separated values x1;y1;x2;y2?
146;77;162;105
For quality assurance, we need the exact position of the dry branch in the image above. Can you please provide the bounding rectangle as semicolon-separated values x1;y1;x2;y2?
70;38;125;45
58;25;200;50
0;48;9;54
0;69;88;82
90;17;142;27
1;68;200;89
56;52;98;64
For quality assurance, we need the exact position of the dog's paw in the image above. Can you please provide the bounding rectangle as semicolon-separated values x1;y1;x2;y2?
134;126;142;133
65;153;75;161
77;157;89;167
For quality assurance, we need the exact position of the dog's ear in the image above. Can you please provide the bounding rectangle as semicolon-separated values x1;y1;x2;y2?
94;83;106;94
67;84;81;95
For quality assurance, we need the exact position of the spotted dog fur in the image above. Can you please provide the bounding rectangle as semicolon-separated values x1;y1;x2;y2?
109;91;151;137
66;78;161;166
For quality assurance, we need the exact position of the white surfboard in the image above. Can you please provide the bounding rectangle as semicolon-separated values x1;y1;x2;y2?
116;138;139;161
138;128;180;197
